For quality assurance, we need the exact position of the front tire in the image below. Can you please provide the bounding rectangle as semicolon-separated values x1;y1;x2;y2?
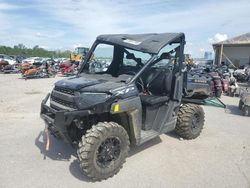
175;103;205;139
77;122;130;181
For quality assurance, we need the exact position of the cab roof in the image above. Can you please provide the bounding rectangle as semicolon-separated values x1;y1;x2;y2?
96;33;185;54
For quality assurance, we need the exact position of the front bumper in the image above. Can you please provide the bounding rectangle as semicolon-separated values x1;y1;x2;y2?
40;93;90;143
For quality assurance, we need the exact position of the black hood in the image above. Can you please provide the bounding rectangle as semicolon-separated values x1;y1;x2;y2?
55;76;101;90
55;75;126;92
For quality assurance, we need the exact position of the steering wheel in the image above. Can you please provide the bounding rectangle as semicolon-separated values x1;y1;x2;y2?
124;71;145;92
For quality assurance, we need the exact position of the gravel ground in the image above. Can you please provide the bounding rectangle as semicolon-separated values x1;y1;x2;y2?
0;74;250;188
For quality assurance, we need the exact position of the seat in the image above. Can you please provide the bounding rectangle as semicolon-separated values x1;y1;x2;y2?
140;69;172;106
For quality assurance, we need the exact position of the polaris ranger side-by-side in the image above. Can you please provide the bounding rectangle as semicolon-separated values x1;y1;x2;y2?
41;33;207;181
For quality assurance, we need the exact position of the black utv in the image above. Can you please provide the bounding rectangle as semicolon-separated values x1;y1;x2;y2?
41;33;205;181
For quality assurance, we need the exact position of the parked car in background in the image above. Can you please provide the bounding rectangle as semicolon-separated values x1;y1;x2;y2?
0;54;16;65
22;57;43;65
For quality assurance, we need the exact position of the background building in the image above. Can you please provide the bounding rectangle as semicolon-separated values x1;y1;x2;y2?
213;32;250;68
204;51;213;60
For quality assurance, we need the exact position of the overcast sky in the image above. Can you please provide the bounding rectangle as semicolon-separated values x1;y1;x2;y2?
0;0;250;57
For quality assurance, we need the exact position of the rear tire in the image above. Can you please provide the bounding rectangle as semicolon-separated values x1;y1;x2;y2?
77;122;130;181
175;103;205;139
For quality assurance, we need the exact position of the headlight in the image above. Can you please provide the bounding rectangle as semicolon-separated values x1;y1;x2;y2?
74;92;111;109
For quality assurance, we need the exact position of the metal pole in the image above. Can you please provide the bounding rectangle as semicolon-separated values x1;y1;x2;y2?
219;43;224;65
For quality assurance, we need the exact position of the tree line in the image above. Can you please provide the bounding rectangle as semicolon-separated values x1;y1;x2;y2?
0;44;71;58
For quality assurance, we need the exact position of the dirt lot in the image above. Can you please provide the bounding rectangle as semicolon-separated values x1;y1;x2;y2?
0;74;250;188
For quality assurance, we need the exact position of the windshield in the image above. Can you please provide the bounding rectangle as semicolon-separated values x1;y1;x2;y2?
86;43;152;77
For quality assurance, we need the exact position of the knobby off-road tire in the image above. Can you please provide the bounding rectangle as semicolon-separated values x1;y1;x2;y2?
77;122;130;181
175;103;205;139
238;100;244;110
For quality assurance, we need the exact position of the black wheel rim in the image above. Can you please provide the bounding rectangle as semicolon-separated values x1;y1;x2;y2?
191;113;201;134
96;137;121;168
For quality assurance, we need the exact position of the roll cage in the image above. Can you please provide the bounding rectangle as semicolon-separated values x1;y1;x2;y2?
79;33;185;85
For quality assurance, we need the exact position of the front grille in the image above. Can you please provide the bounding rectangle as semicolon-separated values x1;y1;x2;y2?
54;86;75;95
51;86;77;110
51;95;77;109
